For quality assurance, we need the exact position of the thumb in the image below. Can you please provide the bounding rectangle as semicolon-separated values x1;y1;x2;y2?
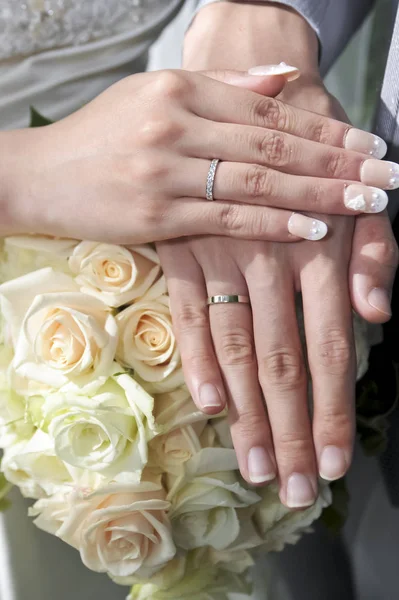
199;63;300;96
350;212;398;323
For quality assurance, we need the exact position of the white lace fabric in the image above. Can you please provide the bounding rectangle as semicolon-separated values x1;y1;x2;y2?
0;0;168;60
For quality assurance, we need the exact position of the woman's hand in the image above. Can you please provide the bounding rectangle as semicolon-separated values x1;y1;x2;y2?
0;68;395;244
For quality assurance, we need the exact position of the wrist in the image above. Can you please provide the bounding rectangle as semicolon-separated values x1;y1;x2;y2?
0;129;39;236
184;1;320;81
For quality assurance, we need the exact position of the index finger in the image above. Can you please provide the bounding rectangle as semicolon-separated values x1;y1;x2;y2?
189;73;387;158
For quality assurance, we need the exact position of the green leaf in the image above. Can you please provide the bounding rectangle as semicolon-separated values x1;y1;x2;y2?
0;472;12;512
320;478;350;534
0;497;11;512
29;107;53;128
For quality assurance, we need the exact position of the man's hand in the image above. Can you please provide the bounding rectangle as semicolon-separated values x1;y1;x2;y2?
157;1;398;508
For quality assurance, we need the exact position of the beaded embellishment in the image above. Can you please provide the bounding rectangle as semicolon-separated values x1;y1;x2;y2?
0;0;168;59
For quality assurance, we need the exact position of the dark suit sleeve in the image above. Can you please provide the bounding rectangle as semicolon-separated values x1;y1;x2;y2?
194;0;376;74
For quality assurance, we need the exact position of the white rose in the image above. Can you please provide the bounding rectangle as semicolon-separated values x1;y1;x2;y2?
69;242;161;308
253;480;332;552
168;448;261;552
116;278;184;393
0;268;118;393
35;374;156;478
153;387;208;433
1;429;71;499
0;373;34;448
1;236;76;281
31;478;176;579
126;549;251;600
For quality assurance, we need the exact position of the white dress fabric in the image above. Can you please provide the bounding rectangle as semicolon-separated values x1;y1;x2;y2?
0;2;396;600
0;2;272;600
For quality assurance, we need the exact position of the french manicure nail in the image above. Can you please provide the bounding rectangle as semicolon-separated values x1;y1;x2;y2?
286;473;316;508
248;62;300;82
248;447;276;484
344;184;388;213
361;159;399;190
198;383;223;410
288;213;328;241
319;446;348;481
345;128;387;159
368;287;392;317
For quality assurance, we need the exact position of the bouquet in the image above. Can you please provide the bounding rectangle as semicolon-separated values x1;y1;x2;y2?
0;235;373;599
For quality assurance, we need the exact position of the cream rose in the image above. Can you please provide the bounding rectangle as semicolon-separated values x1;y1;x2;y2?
116;279;184;393
69;242;161;308
168;448;261;552
0;268;118;393
31;479;176;579
253;480;332;552
36;374;156;478
148;422;211;476
126;549;251;600
1;429;71;499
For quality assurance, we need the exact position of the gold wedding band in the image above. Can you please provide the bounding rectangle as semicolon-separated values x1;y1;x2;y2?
207;294;251;306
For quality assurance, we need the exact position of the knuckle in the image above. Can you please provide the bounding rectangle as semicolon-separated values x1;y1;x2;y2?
138;118;184;147
319;406;353;436
174;303;209;335
218;203;245;233
257;132;290;167
323;150;348;179
154;70;191;99
373;239;399;269
218;328;255;366
244;165;273;199
316;329;353;374
276;431;314;459
312;119;333;145
259;348;305;388
184;348;217;376
134;155;169;185
306;181;325;209
253;97;287;130
234;410;268;441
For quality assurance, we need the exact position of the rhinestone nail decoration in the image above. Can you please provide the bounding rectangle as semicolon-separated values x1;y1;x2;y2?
345;185;388;213
369;190;387;212
346;194;366;211
308;219;327;241
0;0;169;60
388;164;399;190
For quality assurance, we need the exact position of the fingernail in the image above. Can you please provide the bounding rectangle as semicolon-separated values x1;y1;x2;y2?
361;159;399;190
248;62;300;82
345;128;387;159
368;287;392;317
286;473;316;508
198;383;223;410
319;446;348;481
288;213;328;241
344;184;388;213
248;447;276;483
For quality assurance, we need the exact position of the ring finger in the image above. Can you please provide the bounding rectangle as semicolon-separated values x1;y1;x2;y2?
180;159;389;216
191;238;277;485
